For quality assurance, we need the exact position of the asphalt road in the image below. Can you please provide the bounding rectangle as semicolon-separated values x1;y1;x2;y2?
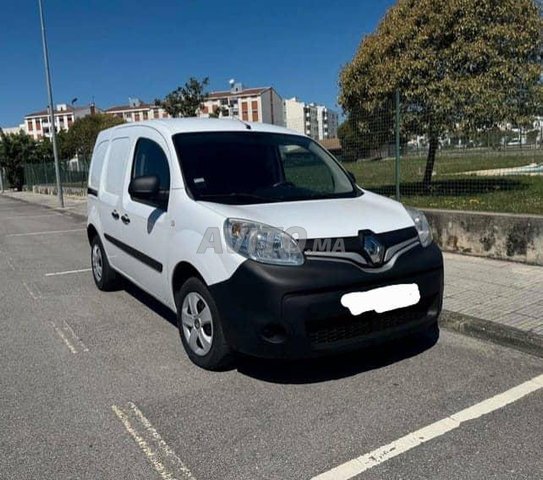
0;194;542;480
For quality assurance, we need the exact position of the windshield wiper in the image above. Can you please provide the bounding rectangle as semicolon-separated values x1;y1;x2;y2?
197;192;277;203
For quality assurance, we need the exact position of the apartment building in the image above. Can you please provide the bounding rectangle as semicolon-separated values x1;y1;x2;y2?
200;82;284;126
283;98;318;139
1;125;24;135
24;103;98;140
317;105;339;140
284;98;338;140
104;98;169;122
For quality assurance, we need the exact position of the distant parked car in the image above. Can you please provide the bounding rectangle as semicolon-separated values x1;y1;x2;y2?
86;119;444;370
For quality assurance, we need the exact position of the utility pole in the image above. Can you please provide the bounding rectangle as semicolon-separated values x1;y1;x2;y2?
38;0;64;208
395;89;401;202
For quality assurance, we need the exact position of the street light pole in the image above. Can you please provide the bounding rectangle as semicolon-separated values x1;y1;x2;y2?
38;0;64;208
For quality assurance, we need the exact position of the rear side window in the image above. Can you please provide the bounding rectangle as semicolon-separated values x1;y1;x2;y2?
89;141;108;190
131;138;170;207
104;137;130;195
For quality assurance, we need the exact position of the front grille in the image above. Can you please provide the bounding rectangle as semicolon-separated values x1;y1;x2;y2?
306;297;434;346
303;227;418;255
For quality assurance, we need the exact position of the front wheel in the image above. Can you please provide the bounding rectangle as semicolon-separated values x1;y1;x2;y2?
91;235;119;291
176;277;233;370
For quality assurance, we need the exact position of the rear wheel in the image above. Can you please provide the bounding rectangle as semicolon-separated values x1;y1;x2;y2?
91;235;119;291
176;277;232;370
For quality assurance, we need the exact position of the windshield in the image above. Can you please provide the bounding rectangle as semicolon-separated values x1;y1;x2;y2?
172;131;359;204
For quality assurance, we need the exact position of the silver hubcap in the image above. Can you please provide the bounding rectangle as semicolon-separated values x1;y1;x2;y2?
181;292;213;356
92;244;103;282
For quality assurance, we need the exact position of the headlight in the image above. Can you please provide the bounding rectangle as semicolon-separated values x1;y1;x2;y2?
224;218;304;266
406;207;433;247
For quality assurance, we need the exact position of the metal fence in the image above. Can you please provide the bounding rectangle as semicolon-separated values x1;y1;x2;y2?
18;109;543;215
336;94;543;215
23;157;90;189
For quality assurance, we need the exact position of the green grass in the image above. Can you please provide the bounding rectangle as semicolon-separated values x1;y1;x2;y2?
343;150;543;214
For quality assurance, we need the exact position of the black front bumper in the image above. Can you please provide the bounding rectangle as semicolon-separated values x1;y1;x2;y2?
209;243;444;359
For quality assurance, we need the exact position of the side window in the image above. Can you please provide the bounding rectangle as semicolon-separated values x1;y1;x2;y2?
104;137;130;196
131;138;171;207
279;144;335;194
89;141;108;190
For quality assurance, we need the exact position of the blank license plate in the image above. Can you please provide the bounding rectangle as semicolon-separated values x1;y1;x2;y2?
341;284;421;316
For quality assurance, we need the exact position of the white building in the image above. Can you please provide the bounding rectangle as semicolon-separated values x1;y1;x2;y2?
1;125;25;136
24;103;98;140
284;98;338;140
200;82;284;126
317;105;338;140
105;98;169;122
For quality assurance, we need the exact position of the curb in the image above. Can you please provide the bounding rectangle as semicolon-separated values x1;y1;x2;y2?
1;193;87;222
440;310;543;359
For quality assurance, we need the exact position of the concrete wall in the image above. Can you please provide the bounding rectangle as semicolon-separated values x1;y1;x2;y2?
423;208;543;266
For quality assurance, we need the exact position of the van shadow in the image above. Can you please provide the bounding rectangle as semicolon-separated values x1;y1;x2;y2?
235;327;439;385
121;279;178;328
120;279;439;385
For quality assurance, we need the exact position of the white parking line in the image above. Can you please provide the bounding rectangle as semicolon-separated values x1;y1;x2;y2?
45;268;92;277
50;321;78;354
47;319;88;354
62;319;89;352
3;213;63;220
312;373;543;480
6;228;85;238
22;281;40;300
112;402;196;480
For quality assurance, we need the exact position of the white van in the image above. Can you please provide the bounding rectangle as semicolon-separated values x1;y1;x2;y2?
87;119;443;370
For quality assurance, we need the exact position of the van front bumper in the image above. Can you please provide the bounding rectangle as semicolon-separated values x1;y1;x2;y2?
209;243;444;359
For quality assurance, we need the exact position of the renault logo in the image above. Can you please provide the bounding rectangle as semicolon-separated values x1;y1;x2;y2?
361;232;385;266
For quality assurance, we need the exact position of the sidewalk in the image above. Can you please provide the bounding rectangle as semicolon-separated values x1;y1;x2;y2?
2;190;542;356
441;252;543;356
1;190;87;219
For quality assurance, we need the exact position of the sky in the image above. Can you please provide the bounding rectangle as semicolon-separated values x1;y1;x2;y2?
0;0;396;127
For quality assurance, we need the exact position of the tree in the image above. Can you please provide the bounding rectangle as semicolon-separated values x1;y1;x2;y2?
0;131;37;190
209;105;228;118
339;0;543;190
155;77;210;118
65;113;124;161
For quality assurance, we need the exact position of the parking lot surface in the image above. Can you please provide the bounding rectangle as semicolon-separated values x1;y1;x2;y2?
1;195;542;480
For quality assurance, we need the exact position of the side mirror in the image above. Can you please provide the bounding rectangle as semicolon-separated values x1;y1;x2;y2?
128;175;160;201
347;171;356;183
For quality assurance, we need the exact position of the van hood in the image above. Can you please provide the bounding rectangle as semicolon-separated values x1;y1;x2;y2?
199;190;415;238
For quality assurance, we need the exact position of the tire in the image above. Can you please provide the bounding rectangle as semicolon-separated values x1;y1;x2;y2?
91;235;119;291
176;277;233;370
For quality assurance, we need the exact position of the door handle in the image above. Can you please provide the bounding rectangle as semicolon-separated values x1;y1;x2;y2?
121;214;131;225
111;210;120;220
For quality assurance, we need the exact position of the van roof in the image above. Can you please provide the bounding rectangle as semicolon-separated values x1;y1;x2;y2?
103;118;305;137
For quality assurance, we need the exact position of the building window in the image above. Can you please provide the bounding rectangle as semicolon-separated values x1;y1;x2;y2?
153;109;159;118
36;119;41;130
143;111;148;120
251;101;259;122
135;113;140;121
241;102;249;121
67;116;73;126
27;120;33;131
125;112;132;119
